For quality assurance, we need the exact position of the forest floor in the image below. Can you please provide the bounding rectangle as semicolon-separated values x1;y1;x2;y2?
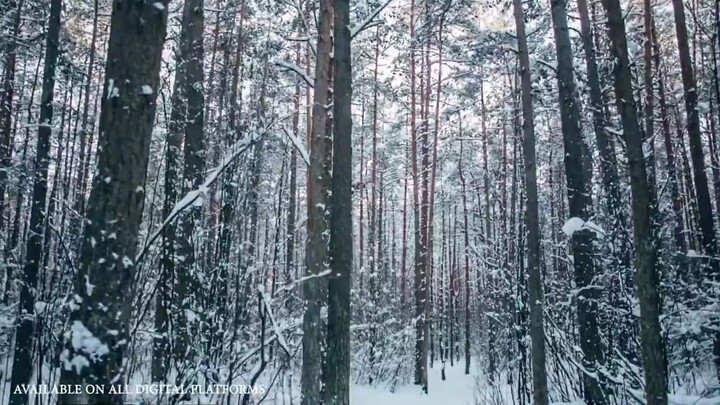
351;361;478;405
348;360;719;405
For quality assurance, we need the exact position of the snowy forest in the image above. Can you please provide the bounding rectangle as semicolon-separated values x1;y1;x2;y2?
0;0;719;403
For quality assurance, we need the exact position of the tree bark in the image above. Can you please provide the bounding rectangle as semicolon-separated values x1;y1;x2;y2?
511;1;548;404
74;0;99;218
549;1;605;403
0;0;24;232
174;0;205;375
600;0;668;403
8;0;61;402
57;0;170;401
409;0;428;392
302;0;333;402
325;0;352;397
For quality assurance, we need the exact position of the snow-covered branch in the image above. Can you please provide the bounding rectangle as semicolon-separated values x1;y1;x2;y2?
350;0;394;39
259;287;291;357
276;61;314;88
135;131;262;265
282;126;310;167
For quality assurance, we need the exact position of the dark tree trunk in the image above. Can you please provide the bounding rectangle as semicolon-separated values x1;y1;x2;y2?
57;0;170;402
285;44;301;284
74;0;99;218
302;0;332;402
153;22;187;386
8;0;61;402
643;0;656;196
458;140;471;376
576;0;629;270
670;0;720;378
653;16;687;257
0;0;23;231
325;0;352;399
600;0;668;403
511;1;548;404
174;0;205;376
549;1;605;403
409;0;428;392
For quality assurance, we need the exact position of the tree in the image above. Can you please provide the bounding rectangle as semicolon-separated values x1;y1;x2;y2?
174;0;205;380
670;0;720;380
57;0;171;402
549;0;605;403
600;0;667;403
511;1;549;404
409;0;428;393
8;0;61;402
325;0;352;401
0;0;24;231
301;0;332;402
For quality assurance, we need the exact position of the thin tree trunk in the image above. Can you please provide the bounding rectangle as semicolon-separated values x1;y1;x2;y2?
511;1;548;404
75;0;99;218
653;16;687;256
409;0;428;392
458;140;471;375
9;0;61;401
0;0;24;231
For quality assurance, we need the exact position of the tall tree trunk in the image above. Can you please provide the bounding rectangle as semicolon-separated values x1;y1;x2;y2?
409;0;428;392
576;0;628;268
670;0;720;378
174;0;205;376
326;0;352;397
671;0;719;267
75;0;99;218
0;0;24;231
8;0;61;402
286;43;301;283
302;0;333;402
653;15;687;257
643;0;656;196
367;28;380;380
511;1;548;404
57;0;171;402
549;1;605;403
3;52;41;305
600;0;668;403
458;140;471;375
153;18;187;386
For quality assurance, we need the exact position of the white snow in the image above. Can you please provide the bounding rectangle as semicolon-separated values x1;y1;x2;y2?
276;61;314;88
283;126;311;167
561;217;605;238
66;321;110;372
84;275;95;296
141;85;153;95
352;361;476;404
562;217;586;237
34;301;47;315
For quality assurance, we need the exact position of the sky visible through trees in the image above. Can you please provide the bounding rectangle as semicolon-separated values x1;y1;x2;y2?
0;0;719;404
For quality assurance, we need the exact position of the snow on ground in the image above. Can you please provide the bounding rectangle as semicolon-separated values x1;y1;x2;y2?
352;362;477;405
